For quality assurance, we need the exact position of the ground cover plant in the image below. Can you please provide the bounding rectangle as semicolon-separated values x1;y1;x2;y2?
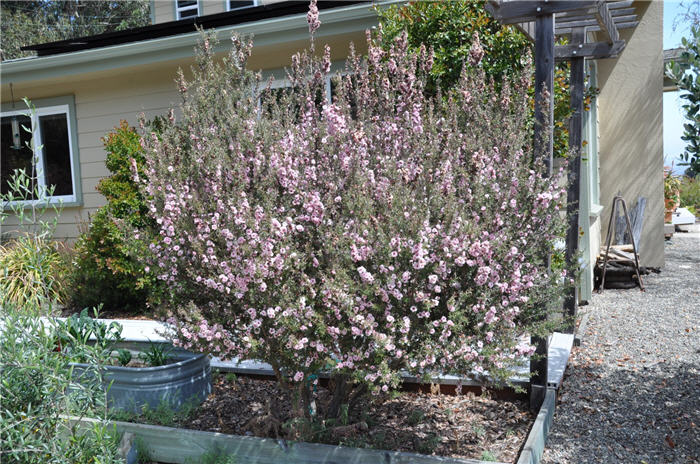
136;3;567;432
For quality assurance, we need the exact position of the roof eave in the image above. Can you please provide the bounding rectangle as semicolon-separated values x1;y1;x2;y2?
0;2;385;85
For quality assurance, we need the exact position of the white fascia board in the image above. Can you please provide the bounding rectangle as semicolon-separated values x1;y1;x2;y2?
0;2;395;85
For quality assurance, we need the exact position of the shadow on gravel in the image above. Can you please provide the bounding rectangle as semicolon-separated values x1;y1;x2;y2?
554;361;700;463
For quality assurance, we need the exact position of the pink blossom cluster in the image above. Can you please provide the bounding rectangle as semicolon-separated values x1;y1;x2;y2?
138;31;567;394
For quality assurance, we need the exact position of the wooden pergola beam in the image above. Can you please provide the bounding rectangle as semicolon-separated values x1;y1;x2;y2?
595;0;620;44
555;40;626;60
557;20;638;35
557;4;637;23
487;1;596;24
564;28;586;333
530;12;555;411
556;14;636;30
556;7;635;23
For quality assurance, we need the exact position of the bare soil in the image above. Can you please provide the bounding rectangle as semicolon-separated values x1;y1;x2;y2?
136;374;533;463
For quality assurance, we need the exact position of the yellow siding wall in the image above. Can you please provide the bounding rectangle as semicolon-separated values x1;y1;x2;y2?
1;63;183;240
153;0;174;23
596;1;664;267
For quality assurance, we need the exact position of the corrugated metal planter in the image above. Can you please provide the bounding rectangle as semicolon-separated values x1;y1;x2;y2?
72;352;211;412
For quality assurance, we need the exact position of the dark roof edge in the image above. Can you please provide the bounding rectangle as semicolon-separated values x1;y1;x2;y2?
22;1;368;57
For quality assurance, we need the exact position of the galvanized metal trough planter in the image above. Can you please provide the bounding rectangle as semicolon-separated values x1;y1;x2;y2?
72;351;211;413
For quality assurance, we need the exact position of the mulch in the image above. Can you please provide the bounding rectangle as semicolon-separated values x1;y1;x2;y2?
146;374;533;463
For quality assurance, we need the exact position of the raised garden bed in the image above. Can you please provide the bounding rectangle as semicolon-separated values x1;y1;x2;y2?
111;374;532;463
72;351;211;413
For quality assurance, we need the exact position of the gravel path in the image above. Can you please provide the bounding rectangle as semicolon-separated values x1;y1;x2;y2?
542;225;700;464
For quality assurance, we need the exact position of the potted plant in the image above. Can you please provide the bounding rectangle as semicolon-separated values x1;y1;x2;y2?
59;309;211;413
664;166;682;223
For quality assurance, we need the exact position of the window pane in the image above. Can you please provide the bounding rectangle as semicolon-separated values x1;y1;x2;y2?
229;1;254;11
1;115;34;198
179;8;197;18
177;0;197;7
39;113;73;197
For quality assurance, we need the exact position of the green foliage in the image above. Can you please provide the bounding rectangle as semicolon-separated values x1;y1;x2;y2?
1;0;150;61
481;450;497;461
0;234;67;310
109;398;197;428
140;341;172;367
377;1;530;92
116;349;133;366
0;99;121;462
680;176;700;215
667;26;700;175
377;0;574;158
186;448;237;464
54;308;124;363
665;166;683;204
407;409;426;426
68;120;161;314
1;102;67;313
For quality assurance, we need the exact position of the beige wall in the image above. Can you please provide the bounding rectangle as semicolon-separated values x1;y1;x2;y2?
1;33;367;241
596;0;664;267
153;0;174;23
153;1;286;24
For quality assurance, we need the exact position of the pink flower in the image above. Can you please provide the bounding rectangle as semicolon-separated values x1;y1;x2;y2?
306;0;320;35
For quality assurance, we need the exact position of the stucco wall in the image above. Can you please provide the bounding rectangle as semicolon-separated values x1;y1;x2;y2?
596;0;664;267
1;33;367;241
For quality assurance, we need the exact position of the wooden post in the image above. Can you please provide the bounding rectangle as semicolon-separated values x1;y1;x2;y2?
530;11;555;411
563;28;585;334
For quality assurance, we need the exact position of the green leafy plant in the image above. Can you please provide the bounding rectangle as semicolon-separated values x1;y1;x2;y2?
116;349;133;366
481;450;497;461
665;166;682;205
140;341;172;367
186;448;237;464
376;0;575;158
54;308;123;362
666;25;700;176
67;119;162;314
1;100;67;313
680;175;700;215
407;409;426;426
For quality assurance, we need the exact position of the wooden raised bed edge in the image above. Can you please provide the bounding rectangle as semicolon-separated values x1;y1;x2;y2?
516;387;556;464
71;417;507;464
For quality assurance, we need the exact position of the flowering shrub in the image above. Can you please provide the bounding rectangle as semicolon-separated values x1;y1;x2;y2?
137;16;566;419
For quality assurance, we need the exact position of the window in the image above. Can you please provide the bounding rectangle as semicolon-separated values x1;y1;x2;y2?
1;101;79;204
176;0;199;20
227;0;256;12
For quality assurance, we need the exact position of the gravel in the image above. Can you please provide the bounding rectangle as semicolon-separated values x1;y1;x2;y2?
542;224;700;463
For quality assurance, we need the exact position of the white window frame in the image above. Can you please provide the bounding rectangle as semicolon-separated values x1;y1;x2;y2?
175;0;199;20
1;104;78;206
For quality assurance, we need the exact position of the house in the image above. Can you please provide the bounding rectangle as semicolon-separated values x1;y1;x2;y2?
0;1;663;304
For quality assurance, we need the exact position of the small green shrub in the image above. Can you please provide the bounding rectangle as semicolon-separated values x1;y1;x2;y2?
0;234;67;309
481;450;497;461
67;120;161;314
116;349;132;366
140;341;172;367
0;102;121;463
680;176;700;216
